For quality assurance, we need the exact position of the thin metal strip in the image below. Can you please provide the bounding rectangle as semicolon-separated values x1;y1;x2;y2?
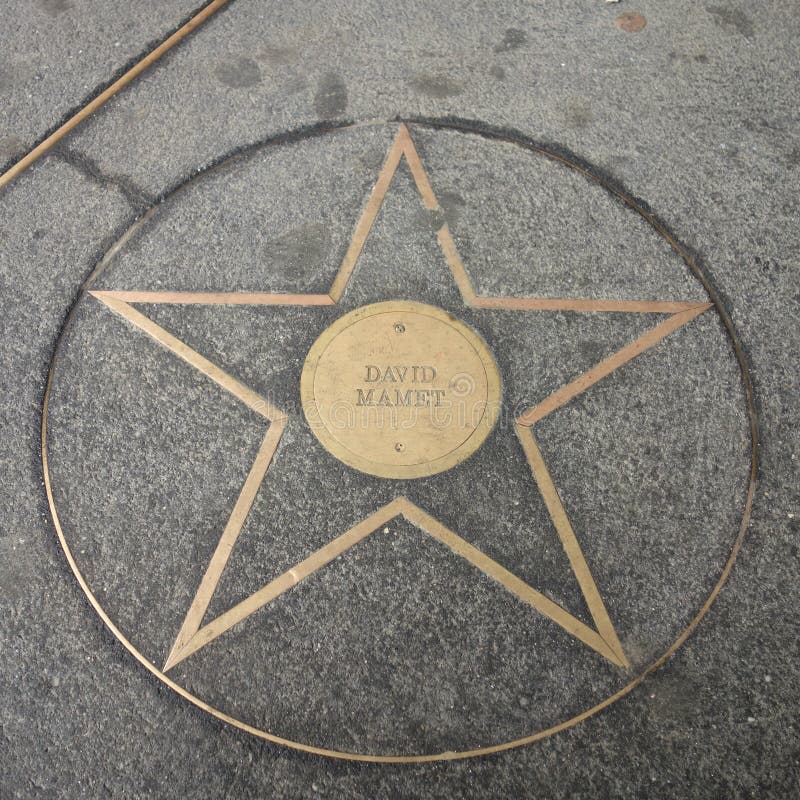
92;290;334;305
90;291;285;421
163;421;287;671
166;497;626;671
331;125;701;313
473;297;707;313
328;126;408;302
92;291;702;313
437;224;477;305
87;125;703;316
516;424;628;666
399;125;440;209
167;498;407;668
403;500;625;666
516;303;712;426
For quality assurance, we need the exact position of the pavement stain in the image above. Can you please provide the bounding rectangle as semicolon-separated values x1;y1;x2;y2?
668;50;710;65
263;221;332;276
564;98;595;130
615;12;647;33
706;5;755;39
494;27;527;53
214;56;263;89
437;191;466;227
258;44;299;66
409;72;463;99
786;146;800;168
36;0;72;15
313;72;347;118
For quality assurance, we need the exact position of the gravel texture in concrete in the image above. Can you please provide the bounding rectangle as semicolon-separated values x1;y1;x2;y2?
0;0;205;173
1;1;798;797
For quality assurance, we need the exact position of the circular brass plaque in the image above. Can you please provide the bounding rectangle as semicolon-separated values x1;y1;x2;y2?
301;301;502;478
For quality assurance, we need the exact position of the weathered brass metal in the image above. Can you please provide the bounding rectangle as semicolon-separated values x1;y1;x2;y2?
301;301;502;478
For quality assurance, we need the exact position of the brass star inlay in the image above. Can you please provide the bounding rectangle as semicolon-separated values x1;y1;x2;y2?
87;124;711;677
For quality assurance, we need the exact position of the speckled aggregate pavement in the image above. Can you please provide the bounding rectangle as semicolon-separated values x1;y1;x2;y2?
1;2;798;798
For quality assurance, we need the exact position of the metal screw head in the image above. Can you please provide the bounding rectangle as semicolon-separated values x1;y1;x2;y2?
394;442;405;452
394;322;406;334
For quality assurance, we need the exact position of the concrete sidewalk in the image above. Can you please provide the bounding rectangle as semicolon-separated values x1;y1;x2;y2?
1;2;797;797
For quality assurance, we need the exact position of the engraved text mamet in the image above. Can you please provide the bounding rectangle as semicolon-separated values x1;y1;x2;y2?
355;364;446;407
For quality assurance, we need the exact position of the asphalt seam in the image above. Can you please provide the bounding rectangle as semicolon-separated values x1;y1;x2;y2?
52;145;156;211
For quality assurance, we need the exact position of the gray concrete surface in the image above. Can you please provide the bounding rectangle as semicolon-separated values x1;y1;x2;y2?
1;0;798;797
0;0;204;172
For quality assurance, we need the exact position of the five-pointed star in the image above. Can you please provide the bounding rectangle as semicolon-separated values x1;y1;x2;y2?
89;124;711;674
